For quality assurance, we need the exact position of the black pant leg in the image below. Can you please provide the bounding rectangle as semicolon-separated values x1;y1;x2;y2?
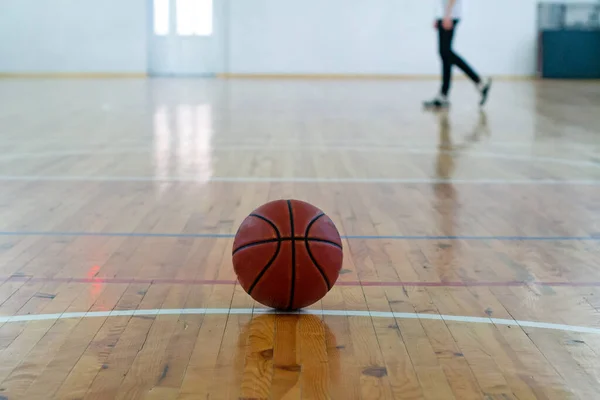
438;20;481;96
449;24;481;85
438;20;454;96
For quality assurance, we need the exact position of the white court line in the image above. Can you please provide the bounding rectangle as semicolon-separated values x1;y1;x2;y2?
0;146;598;169
0;138;597;152
0;147;150;161
0;175;599;185
0;308;598;335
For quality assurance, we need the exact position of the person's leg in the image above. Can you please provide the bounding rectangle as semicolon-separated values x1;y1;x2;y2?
451;53;481;85
423;20;452;108
448;21;493;106
439;21;455;97
447;21;481;85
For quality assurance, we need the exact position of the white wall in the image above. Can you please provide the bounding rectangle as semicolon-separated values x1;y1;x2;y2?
0;0;597;76
0;0;147;73
227;0;539;76
227;0;600;76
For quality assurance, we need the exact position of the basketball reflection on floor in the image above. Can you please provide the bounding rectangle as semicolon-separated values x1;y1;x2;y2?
238;314;341;398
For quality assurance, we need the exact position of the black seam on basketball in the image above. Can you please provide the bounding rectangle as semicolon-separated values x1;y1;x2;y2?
232;213;281;255
232;238;280;255
287;200;296;310
304;213;342;249
245;213;282;295
304;212;339;291
304;213;325;236
232;237;340;255
304;239;332;290
247;239;282;296
305;238;342;249
248;213;281;235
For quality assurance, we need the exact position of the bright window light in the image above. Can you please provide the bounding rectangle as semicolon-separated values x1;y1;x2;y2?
153;0;170;36
176;0;213;36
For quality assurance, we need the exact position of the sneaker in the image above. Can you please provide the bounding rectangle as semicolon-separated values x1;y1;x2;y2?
478;77;492;106
423;95;450;109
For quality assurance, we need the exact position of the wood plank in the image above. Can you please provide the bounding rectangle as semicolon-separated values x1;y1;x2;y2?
176;286;235;399
237;314;276;400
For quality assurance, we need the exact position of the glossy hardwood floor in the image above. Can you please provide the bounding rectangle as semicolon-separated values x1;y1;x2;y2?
0;78;599;399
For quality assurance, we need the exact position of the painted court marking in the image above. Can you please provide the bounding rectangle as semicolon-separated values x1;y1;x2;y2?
0;137;596;152
0;230;599;241
1;146;598;169
1;175;600;185
3;276;600;288
1;308;599;335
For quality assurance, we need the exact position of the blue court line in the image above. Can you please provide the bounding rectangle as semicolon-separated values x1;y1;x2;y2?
0;231;598;241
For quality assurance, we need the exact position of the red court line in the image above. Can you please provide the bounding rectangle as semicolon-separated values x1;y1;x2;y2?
3;276;600;287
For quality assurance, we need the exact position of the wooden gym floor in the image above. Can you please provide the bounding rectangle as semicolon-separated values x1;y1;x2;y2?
0;78;599;399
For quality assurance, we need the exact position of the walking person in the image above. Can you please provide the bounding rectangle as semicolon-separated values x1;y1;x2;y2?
424;0;492;109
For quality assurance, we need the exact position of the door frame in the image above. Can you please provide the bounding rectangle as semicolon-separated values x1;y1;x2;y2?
146;0;228;77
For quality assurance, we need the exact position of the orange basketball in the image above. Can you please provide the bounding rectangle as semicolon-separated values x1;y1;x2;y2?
232;199;343;310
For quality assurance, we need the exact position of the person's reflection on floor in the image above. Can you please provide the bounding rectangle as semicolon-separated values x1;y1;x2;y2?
432;110;489;280
434;110;489;182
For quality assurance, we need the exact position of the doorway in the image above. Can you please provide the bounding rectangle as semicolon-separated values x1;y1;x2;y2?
148;0;226;76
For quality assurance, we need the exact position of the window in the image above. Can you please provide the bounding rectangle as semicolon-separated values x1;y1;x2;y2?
153;0;213;36
153;0;170;36
176;0;213;36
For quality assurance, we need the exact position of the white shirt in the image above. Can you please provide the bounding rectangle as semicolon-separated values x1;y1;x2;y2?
437;0;462;19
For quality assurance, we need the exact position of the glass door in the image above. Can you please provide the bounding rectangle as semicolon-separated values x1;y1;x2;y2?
149;0;226;76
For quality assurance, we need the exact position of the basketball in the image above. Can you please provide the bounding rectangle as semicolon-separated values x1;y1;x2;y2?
232;199;343;310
